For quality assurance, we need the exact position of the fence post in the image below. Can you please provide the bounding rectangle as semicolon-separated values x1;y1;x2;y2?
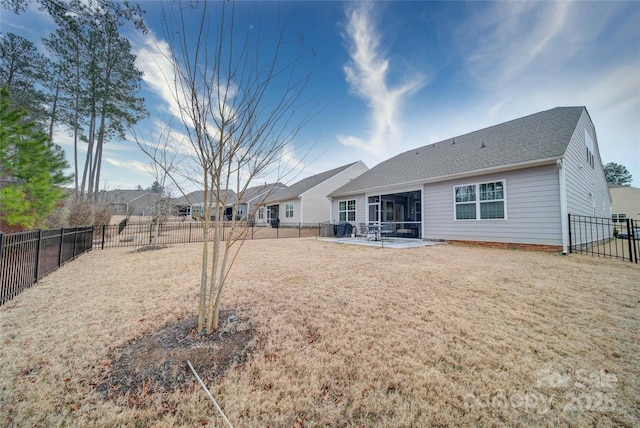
189;222;192;243
101;225;106;250
632;219;638;264
34;229;42;281
73;228;78;258
299;223;301;237
625;218;633;263
58;227;64;267
568;214;573;254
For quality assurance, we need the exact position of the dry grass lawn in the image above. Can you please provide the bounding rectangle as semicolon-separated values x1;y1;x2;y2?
1;238;639;427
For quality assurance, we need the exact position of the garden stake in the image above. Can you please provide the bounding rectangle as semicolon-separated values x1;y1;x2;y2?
187;360;233;428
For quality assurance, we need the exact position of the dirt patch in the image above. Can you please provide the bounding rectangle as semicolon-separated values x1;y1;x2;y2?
134;245;168;253
97;310;254;405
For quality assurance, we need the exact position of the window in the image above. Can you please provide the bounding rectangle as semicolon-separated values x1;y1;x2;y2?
585;130;595;168
612;213;627;223
339;199;356;222
455;185;476;219
258;207;264;219
285;202;294;218
479;181;505;219
455;181;505;220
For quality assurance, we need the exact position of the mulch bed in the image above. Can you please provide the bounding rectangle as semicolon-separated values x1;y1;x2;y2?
96;310;254;406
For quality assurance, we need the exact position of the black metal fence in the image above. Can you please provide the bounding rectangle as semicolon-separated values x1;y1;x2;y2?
0;221;318;305
0;227;94;305
568;214;638;263
93;221;319;249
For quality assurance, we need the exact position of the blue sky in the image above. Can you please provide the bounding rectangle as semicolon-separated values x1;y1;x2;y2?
2;0;639;190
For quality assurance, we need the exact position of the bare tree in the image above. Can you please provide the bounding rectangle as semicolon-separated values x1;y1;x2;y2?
141;1;315;333
131;121;179;247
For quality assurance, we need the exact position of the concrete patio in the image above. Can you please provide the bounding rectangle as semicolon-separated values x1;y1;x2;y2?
318;237;445;249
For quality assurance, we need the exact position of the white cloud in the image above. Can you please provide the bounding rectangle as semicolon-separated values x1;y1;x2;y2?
132;31;183;121
104;157;152;175
439;1;640;185
338;2;426;160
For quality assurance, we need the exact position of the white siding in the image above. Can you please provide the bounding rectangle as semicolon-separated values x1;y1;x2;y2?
278;199;301;226
302;162;368;226
331;194;366;225
610;186;640;221
423;166;563;245
564;111;612;218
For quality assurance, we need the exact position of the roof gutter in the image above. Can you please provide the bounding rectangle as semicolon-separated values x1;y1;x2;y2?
330;156;562;198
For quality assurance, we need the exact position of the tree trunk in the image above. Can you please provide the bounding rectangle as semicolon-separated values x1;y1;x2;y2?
80;110;96;197
73;44;80;197
93;138;103;197
47;75;61;142
198;180;211;333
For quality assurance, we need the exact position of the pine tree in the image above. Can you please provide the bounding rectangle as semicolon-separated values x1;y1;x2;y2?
0;87;71;231
604;162;632;186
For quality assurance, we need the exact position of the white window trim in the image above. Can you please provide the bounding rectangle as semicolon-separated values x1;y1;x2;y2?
338;199;357;222
612;213;627;223
285;202;294;218
453;180;507;221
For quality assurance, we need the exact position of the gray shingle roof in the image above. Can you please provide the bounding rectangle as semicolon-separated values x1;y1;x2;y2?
330;107;585;197
170;184;286;207
240;182;287;205
265;162;360;203
99;190;153;204
172;190;206;205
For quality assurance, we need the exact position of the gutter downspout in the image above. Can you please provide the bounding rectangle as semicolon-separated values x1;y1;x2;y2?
299;195;303;227
557;159;568;254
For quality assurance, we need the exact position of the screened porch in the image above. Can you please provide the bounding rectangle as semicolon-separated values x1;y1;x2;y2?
366;190;422;239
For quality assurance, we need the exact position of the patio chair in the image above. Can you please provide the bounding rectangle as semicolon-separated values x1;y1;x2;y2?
359;223;376;241
379;223;392;241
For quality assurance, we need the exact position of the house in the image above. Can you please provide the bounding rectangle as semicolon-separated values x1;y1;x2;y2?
173;190;235;219
171;183;287;220
329;107;611;252
225;182;287;221
172;190;206;218
100;189;159;216
608;183;640;223
258;161;369;227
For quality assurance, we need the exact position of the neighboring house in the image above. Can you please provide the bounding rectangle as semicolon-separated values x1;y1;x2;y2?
608;183;640;223
329;107;611;252
173;190;236;219
100;190;160;216
172;191;206;218
258;161;369;227
171;184;287;220
223;182;287;221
